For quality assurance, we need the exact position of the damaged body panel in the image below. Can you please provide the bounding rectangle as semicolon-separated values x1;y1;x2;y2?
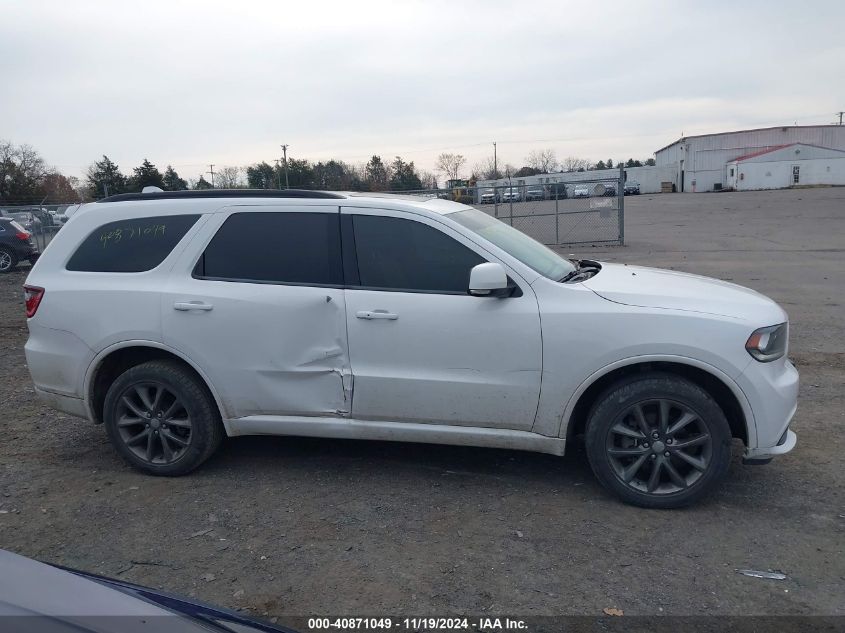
160;205;351;419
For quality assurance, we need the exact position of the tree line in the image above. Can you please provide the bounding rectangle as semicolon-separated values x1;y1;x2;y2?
1;139;658;205
470;148;656;181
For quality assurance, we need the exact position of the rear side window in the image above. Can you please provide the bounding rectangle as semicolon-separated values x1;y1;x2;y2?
66;215;200;273
194;212;342;285
352;215;484;293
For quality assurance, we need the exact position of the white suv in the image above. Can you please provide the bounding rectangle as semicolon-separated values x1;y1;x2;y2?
23;189;797;508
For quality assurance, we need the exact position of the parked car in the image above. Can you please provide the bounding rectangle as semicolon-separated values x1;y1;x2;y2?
0;549;295;632
548;183;568;199
479;188;500;204
501;187;522;202
0;217;39;272
624;181;641;195
572;184;591;198
525;187;545;201
602;182;617;197
24;189;797;508
4;210;42;233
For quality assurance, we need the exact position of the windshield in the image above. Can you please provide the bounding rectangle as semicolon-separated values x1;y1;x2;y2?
449;208;576;280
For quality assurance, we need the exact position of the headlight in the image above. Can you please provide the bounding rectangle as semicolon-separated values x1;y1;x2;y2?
745;323;788;362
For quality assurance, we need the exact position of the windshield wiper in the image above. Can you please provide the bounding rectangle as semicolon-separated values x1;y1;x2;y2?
557;261;581;283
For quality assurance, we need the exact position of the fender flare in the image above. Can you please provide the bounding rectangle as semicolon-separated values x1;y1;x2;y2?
82;339;230;423
556;354;757;447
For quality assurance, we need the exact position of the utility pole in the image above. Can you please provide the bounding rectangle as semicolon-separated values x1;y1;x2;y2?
837;111;844;126
280;144;289;189
207;164;216;188
493;141;497;179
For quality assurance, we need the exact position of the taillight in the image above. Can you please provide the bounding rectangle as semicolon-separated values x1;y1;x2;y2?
23;285;44;318
16;231;31;241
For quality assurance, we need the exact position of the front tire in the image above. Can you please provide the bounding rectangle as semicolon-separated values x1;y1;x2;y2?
584;372;732;508
103;360;224;476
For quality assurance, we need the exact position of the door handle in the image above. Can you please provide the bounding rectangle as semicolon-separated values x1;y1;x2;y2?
173;301;213;312
356;310;398;320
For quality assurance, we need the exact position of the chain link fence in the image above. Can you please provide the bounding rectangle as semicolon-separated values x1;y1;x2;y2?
402;167;625;246
0;205;68;256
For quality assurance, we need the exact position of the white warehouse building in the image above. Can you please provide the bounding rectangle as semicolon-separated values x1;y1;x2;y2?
654;125;845;192
726;143;845;190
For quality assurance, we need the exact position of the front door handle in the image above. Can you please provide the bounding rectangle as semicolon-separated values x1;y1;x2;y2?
174;301;213;312
356;310;398;320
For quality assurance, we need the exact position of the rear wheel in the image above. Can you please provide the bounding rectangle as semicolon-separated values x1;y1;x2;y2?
103;360;224;476
584;372;732;508
0;248;18;273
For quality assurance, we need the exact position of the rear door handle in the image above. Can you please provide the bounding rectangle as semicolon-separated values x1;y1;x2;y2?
356;310;398;320
173;301;213;312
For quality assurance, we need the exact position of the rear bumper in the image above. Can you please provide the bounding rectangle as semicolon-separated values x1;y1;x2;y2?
34;387;90;420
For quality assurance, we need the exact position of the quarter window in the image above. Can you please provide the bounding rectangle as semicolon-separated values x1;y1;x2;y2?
352;215;484;293
66;214;200;273
195;212;342;285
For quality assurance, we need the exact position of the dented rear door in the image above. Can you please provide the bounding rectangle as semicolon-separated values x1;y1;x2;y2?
161;205;351;419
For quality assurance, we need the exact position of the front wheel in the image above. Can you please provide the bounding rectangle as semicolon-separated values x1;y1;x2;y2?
585;373;732;508
103;360;224;476
0;248;18;273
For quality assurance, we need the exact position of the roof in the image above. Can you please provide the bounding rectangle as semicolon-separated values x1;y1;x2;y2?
728;142;845;163
92;188;469;216
654;124;844;154
730;144;791;162
97;189;345;203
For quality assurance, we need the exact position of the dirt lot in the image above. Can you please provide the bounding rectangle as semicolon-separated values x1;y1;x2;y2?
0;188;843;619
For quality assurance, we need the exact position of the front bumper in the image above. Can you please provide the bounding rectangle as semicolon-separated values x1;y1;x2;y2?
737;357;799;461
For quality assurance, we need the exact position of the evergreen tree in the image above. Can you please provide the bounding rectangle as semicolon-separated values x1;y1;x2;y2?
162;165;188;190
129;159;165;191
86;155;127;198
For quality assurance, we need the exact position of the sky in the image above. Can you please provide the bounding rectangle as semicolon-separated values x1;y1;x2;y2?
2;0;844;183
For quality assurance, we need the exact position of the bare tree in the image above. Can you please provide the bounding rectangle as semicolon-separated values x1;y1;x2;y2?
215;166;244;188
525;148;558;173
472;155;502;181
418;170;438;189
435;153;466;182
560;156;591;172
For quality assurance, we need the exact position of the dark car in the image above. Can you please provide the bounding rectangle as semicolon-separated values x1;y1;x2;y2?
525;186;545;201
4;210;43;233
0;218;40;272
0;549;297;632
624;181;641;195
548;183;568;199
601;182;617;197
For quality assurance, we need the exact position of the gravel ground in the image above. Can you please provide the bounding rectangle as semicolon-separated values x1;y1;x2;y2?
0;187;843;620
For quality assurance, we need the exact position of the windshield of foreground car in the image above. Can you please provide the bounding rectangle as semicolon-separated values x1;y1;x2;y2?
449;208;576;280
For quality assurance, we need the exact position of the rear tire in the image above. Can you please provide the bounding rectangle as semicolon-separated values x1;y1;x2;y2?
584;372;732;508
0;247;18;273
103;360;224;476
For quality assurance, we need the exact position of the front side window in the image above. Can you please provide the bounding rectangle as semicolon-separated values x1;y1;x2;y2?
195;211;342;285
67;214;200;273
352;215;484;293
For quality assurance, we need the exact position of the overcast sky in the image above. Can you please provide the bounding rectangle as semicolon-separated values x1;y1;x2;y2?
3;0;844;182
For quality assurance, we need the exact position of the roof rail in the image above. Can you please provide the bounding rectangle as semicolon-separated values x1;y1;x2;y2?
96;189;346;203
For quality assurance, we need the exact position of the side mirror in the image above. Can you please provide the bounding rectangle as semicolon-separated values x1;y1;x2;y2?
469;262;509;297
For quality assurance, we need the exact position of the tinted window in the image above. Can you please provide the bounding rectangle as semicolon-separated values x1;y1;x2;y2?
67;214;200;273
195;212;342;285
352;215;484;293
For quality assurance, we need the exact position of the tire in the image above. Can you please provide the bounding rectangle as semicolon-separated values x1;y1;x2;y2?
103;360;224;476
584;372;732;509
0;247;18;273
